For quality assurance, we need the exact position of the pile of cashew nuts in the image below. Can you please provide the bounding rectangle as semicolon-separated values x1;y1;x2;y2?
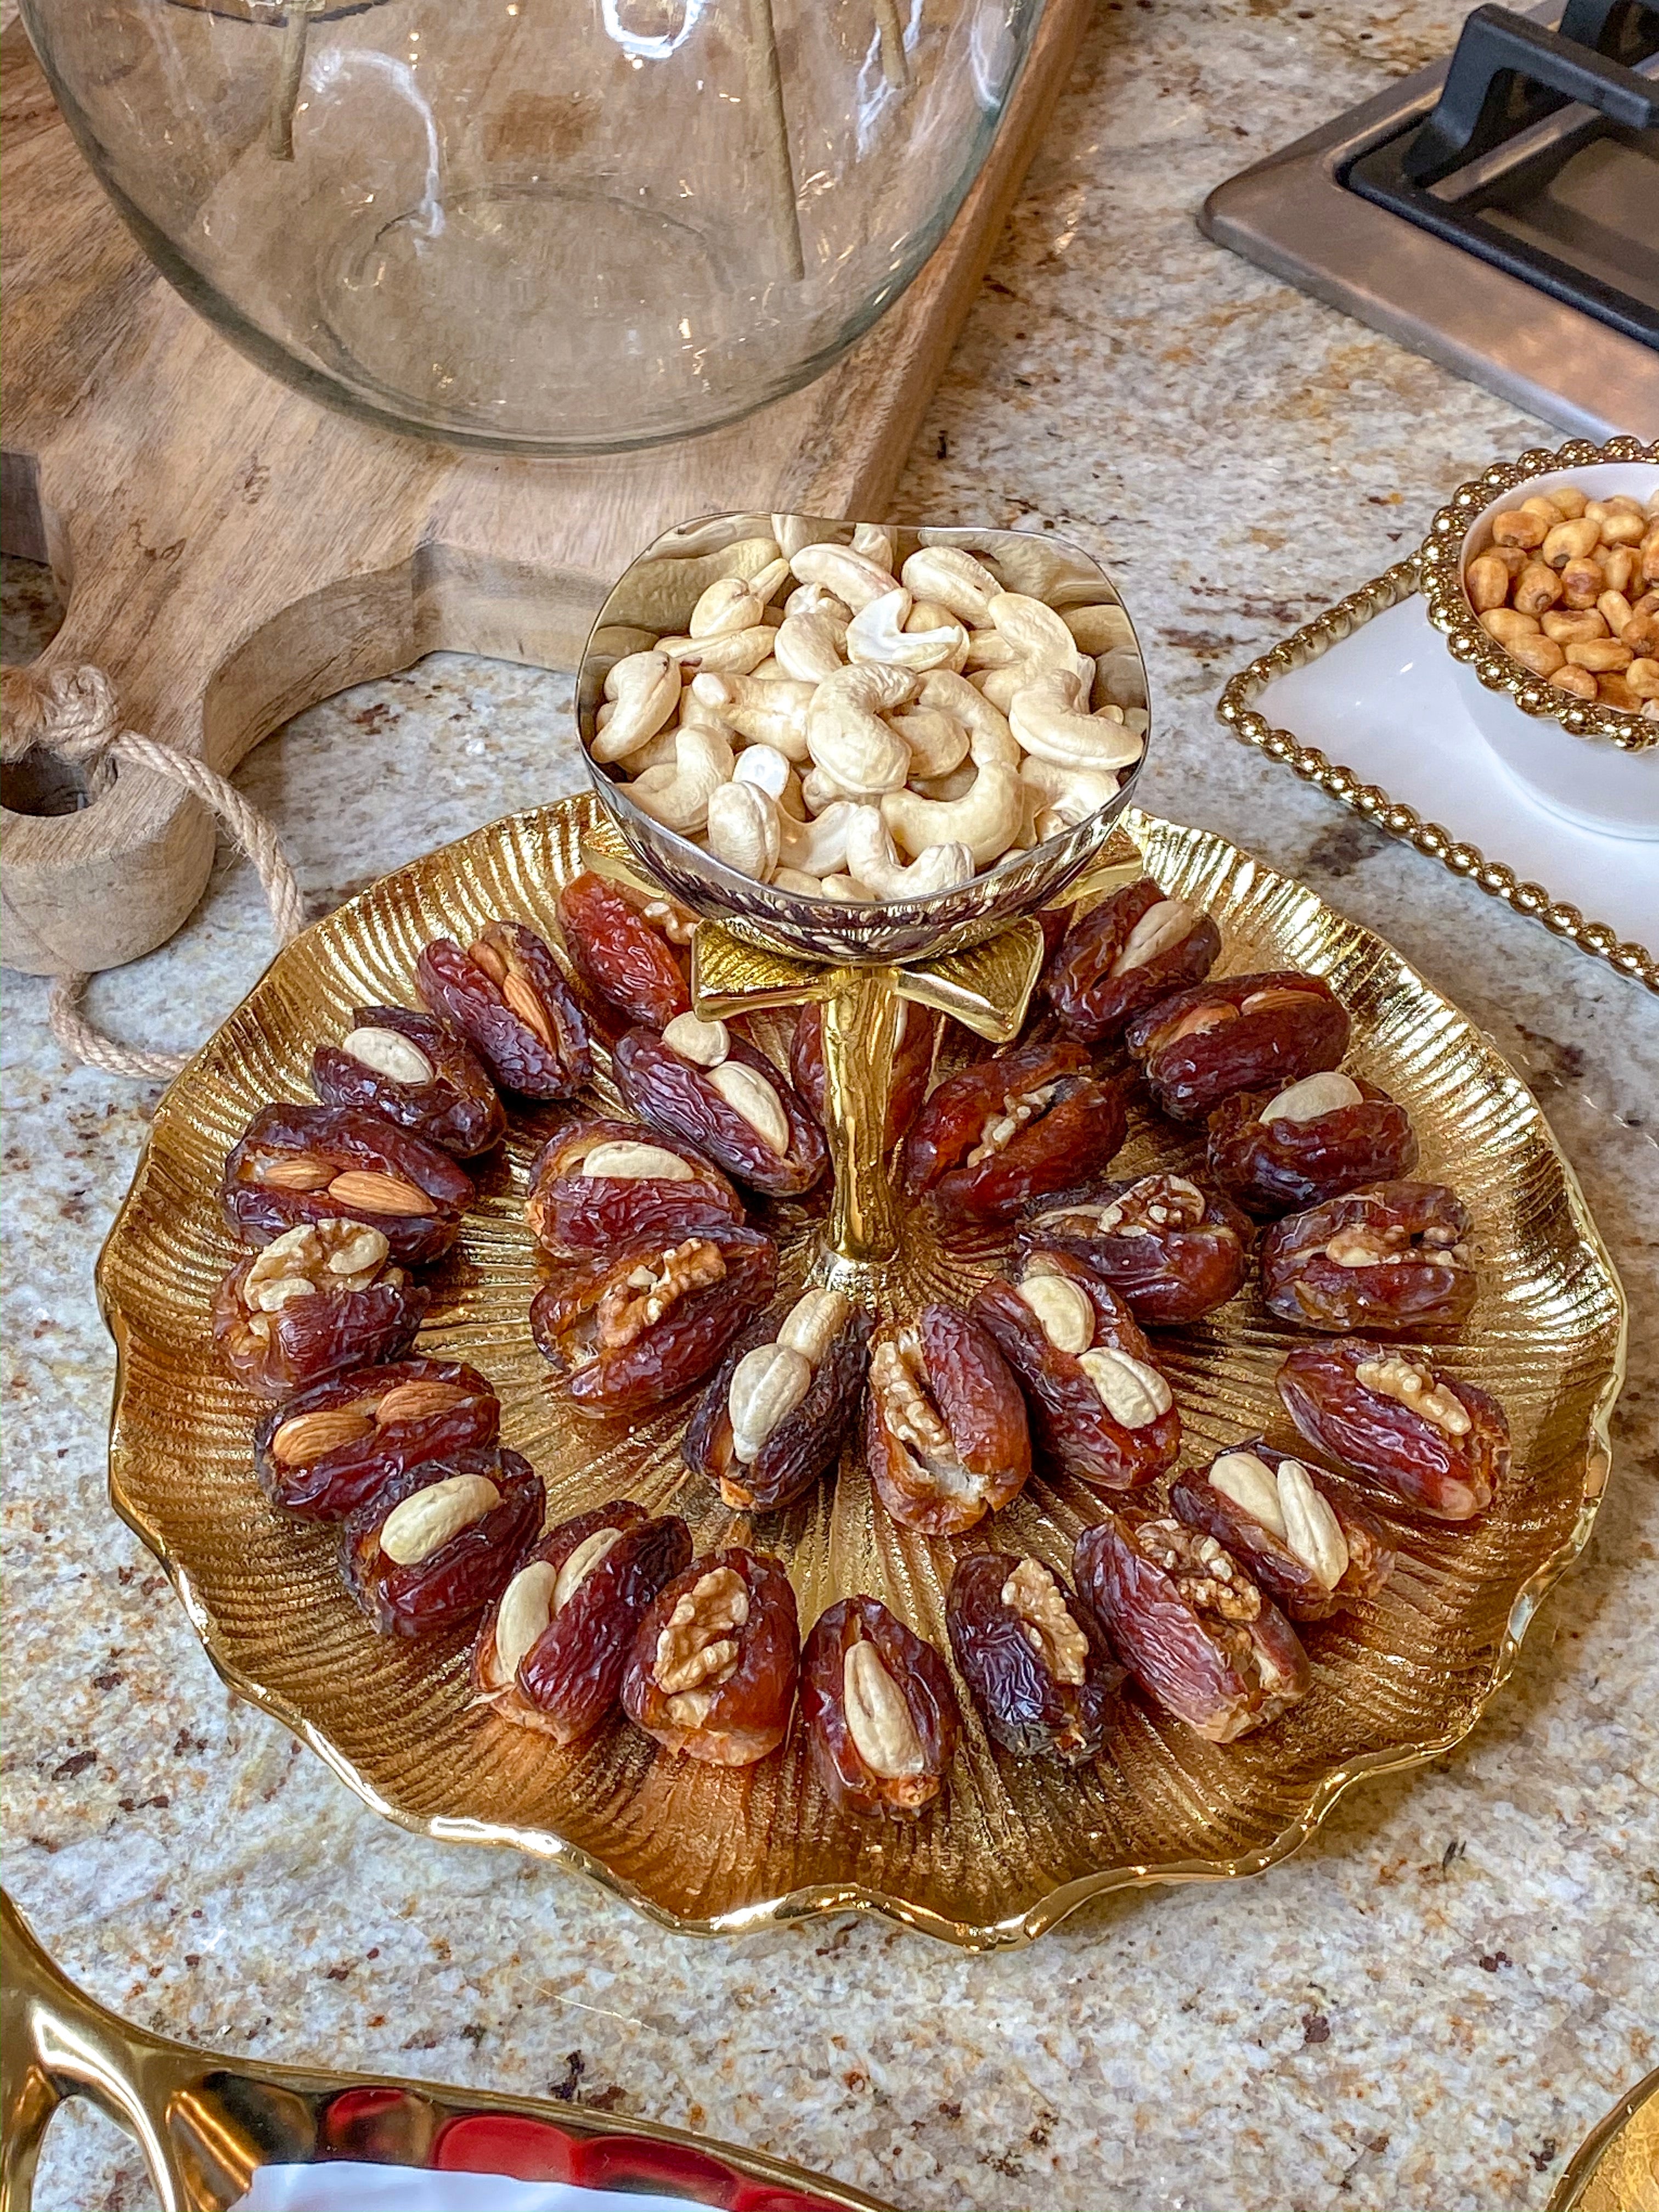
588;521;1149;902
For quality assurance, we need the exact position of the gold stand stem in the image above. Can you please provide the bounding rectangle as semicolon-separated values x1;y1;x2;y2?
818;967;904;1267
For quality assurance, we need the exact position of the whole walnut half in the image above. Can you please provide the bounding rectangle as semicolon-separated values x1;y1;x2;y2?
800;1596;960;1821
1045;877;1222;1044
1125;970;1350;1122
213;1223;426;1398
622;1547;799;1765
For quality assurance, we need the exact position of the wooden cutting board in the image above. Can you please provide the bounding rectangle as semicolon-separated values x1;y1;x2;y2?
0;0;1090;978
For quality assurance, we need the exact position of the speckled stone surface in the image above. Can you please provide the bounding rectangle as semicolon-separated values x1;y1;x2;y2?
4;2;1657;2206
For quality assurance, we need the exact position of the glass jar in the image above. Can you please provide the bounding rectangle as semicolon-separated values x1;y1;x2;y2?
22;0;1045;452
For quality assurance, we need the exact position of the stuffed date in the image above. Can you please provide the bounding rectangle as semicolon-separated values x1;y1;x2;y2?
341;1447;544;1639
213;1222;426;1398
556;870;692;1031
682;1287;871;1514
800;1596;959;1821
311;1007;505;1159
790;998;938;1148
1046;878;1222;1044
1260;1180;1476;1334
1206;1071;1417;1216
1277;1341;1509;1521
524;1119;743;1257
901;1041;1126;1229
1170;1442;1395;1621
865;1304;1031;1536
614;1016;827;1198
473;1501;692;1742
1125;970;1350;1122
622;1547;799;1765
1074;1511;1311;1742
946;1551;1122;1764
222;1103;472;1265
1021;1172;1250;1327
416;922;592;1099
255;1356;499;1519
529;1227;776;1419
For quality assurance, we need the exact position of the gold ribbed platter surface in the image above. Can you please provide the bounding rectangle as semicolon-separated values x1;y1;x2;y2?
98;796;1626;1948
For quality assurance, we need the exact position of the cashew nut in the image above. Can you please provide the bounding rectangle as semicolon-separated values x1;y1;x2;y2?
921;530;1103;607
974;662;1033;714
844;806;974;899
706;780;781;882
774;612;847;684
988;590;1083;674
851;521;897;572
819;874;875;902
912;760;978;803
772;866;828;896
690;575;766;639
900;545;1001;625
881;727;1022;867
783;581;853;624
592;651;679;764
733;742;804;817
624;725;734;834
916;669;1019;762
1093;646;1148;712
1063;602;1135;654
806;663;917;798
887;704;970;778
846;588;968;672
777;797;858;877
799;766;847;814
1009;671;1144;772
962;627;1021;670
1018;752;1120;834
790;541;902;611
691;671;814;759
660;626;776;676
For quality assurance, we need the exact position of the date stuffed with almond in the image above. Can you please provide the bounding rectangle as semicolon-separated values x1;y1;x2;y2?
222;1103;472;1264
1046;879;1222;1044
1022;1172;1250;1327
255;1357;499;1519
1170;1442;1395;1621
1261;1181;1476;1333
474;1502;692;1742
416;921;591;1099
312;1007;505;1158
524;1119;743;1257
615;1014;827;1198
972;1251;1178;1491
865;1305;1031;1536
214;1223;426;1397
530;1227;776;1418
1125;970;1350;1122
946;1553;1122;1764
341;1447;544;1638
1206;1071;1417;1216
1277;1341;1509;1520
901;1041;1125;1229
556;871;693;1031
1074;1511;1310;1742
622;1548;799;1765
684;1287;871;1514
791;998;938;1148
801;1597;959;1821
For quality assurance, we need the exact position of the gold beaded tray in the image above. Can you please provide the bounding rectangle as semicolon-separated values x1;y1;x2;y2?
97;794;1626;1948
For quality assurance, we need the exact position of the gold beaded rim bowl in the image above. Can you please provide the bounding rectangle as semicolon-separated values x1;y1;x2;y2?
578;514;1149;966
97;795;1626;1948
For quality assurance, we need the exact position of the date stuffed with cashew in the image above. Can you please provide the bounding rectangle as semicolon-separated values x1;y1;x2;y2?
1206;1071;1417;1217
790;998;938;1148
683;1287;871;1514
1125;970;1350;1122
1278;1341;1510;1521
901;1040;1126;1229
1260;1181;1476;1334
341;1447;544;1638
312;1007;506;1159
801;1596;960;1821
473;1502;692;1743
946;1553;1122;1764
865;1304;1031;1535
1170;1442;1395;1621
1021;1172;1250;1327
615;1014;827;1198
556;871;693;1032
222;1103;473;1265
530;1227;777;1419
254;1357;499;1519
416;921;591;1099
214;1223;427;1397
622;1547;799;1765
1046;878;1221;1044
1074;1511;1310;1742
972;1250;1179;1491
524;1119;743;1257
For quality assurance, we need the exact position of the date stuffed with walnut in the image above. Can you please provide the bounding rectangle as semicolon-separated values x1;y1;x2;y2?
1206;1071;1417;1216
615;1014;827;1198
416;922;592;1099
524;1119;743;1257
1277;1341;1509;1521
1045;878;1222;1044
214;1223;426;1398
1260;1180;1476;1334
556;870;693;1031
622;1547;799;1765
311;1007;505;1159
222;1103;472;1265
1170;1442;1395;1621
254;1357;499;1519
1074;1511;1310;1742
341;1447;544;1638
530;1226;776;1419
473;1501;692;1742
683;1287;871;1513
1021;1172;1250;1327
946;1552;1122;1764
901;1041;1126;1229
972;1251;1179;1491
865;1304;1031;1536
790;998;938;1148
800;1596;960;1821
1125;970;1350;1122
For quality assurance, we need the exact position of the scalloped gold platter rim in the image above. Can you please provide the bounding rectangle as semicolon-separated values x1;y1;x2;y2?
97;795;1627;1950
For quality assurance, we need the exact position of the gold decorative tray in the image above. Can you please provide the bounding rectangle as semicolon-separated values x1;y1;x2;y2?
98;794;1626;1948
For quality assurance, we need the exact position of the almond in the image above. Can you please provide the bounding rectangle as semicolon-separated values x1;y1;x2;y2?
501;969;557;1049
254;1155;334;1190
326;1170;431;1215
374;1379;473;1425
269;1405;377;1465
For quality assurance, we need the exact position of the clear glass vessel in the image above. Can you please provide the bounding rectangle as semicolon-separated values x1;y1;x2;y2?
21;0;1045;453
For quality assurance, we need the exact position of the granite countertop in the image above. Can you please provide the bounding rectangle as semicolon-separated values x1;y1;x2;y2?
3;1;1656;2205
